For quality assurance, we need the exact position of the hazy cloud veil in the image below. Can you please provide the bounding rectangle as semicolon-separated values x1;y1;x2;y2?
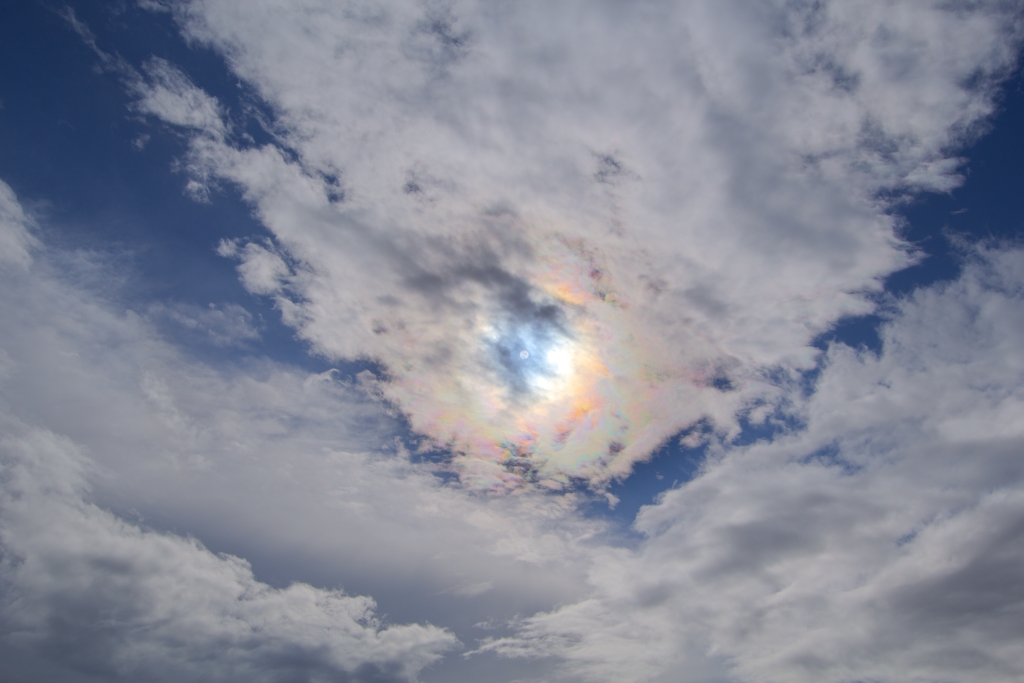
2;1;1024;682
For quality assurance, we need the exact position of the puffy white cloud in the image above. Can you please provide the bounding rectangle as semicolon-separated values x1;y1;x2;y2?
0;182;599;682
217;238;291;296
132;0;1022;490
0;420;458;683
0;180;465;682
482;245;1024;682
12;3;1024;682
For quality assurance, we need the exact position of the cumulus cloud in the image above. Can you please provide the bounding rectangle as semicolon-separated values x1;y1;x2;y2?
0;181;599;681
25;4;1024;682
217;238;291;295
129;0;1023;491
480;245;1024;682
0;182;463;683
0;420;458;683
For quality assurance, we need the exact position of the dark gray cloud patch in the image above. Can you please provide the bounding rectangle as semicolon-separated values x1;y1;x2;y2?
594;154;624;184
347;662;408;683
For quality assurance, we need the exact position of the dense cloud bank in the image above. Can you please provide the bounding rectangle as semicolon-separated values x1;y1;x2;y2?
0;179;595;682
133;0;1022;489
0;182;465;682
481;246;1024;682
0;424;457;683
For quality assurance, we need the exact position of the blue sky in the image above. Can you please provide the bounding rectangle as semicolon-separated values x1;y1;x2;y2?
0;2;328;371
2;2;1024;683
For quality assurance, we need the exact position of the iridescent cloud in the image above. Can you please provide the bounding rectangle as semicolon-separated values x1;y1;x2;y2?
376;234;727;492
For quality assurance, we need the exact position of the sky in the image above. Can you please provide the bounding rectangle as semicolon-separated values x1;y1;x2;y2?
1;2;1024;682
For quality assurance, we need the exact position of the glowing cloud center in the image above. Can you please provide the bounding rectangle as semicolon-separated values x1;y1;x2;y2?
377;235;716;492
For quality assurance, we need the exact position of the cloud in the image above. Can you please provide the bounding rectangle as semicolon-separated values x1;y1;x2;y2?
127;0;1023;491
0;420;458;683
0;187;460;683
130;57;227;138
0;180;37;268
217;238;291;295
480;244;1024;682
23;4;1024;681
0;181;601;681
147;300;262;347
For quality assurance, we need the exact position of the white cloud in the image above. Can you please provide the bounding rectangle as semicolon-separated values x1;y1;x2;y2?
0;419;458;683
0;180;37;268
0;182;601;681
482;245;1024;682
0;185;463;681
130;57;227;138
217;238;291;295
9;4;1024;682
147;301;261;347
133;0;1022;490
